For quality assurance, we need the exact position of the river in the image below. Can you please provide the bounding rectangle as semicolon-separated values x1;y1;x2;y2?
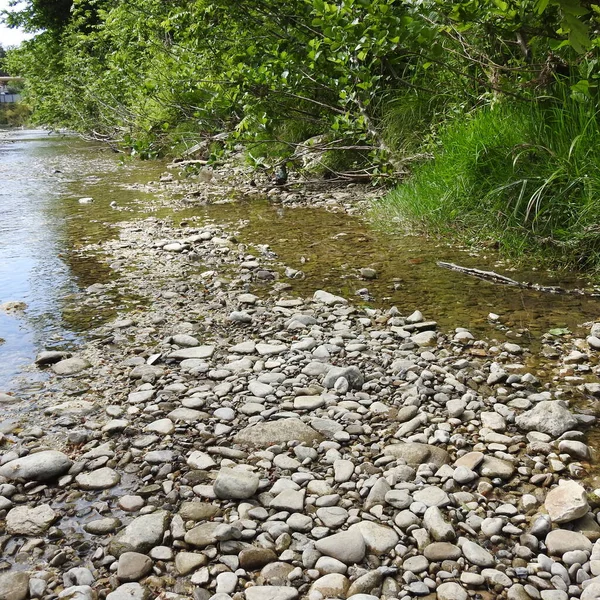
2;128;600;394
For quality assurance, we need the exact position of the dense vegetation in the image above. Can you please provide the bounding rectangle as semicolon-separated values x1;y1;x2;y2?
3;1;600;269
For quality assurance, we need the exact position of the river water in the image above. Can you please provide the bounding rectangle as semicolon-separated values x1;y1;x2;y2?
2;128;600;394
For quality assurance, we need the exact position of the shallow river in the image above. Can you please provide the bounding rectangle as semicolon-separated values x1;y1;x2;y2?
2;129;600;393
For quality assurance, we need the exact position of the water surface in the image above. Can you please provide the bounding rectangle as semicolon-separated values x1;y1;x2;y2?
2;129;600;395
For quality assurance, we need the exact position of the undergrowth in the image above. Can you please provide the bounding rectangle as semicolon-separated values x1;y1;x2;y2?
376;93;600;272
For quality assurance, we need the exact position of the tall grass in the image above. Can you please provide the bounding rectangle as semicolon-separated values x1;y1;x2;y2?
377;93;600;271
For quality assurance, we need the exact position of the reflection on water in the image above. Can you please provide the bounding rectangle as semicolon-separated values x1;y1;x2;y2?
166;199;600;344
0;129;164;392
1;128;600;396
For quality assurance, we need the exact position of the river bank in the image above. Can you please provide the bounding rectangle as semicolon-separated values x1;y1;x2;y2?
1;153;600;600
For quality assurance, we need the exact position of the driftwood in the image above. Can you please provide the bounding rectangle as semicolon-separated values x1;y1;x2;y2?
437;261;598;296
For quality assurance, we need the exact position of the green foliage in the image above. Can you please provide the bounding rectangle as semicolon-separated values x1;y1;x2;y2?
380;94;600;270
5;0;600;269
0;102;31;125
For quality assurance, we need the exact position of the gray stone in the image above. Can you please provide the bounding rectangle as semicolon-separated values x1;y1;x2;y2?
168;345;215;360
0;571;29;600
175;552;207;575
58;586;95;600
84;517;121;535
437;582;468;600
313;290;348;305
184;522;221;548
402;555;429;573
479;456;515;479
106;583;148;600
546;529;593;555
423;542;461;561
515;401;578;437
6;504;57;535
109;511;170;557
0;450;72;481
461;539;495;567
545;480;589;524
323;367;364;390
35;350;69;366
117;552;153;581
423;506;455;541
309;574;350;598
382;443;449;468
316;507;348;529
350;521;399;554
52;357;91;375
214;468;259;499
245;587;298;600
413;486;450;508
76;467;120;490
293;396;325;410
315;529;366;564
234;418;323;447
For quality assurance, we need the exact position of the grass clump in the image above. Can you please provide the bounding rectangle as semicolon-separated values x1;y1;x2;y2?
378;94;600;271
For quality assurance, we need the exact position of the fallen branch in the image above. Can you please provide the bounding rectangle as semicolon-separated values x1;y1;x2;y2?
437;261;598;296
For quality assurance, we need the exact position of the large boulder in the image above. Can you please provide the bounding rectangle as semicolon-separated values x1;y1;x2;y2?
515;401;578;437
0;450;72;481
545;480;590;524
7;505;57;535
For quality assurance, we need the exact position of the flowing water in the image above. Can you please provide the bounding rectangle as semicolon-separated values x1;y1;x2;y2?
2;128;600;394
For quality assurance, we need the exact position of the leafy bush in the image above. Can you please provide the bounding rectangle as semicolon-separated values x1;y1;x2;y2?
380;92;600;269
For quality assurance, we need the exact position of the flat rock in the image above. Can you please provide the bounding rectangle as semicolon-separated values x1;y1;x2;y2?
383;443;449;468
175;552;207;575
178;501;219;521
545;480;590;524
424;542;461;561
76;467;120;490
546;529;593;555
184;522;221;548
108;511;170;557
168;346;215;360
0;450;72;481
313;290;348;305
310;573;349;598
234;418;323;447
0;570;29;600
0;392;20;404
515;400;578;437
479;456;515;479
52;357;91;375
294;396;325;410
6;504;57;535
245;587;298;600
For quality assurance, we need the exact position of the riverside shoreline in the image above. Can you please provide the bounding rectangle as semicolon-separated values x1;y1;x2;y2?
1;163;600;600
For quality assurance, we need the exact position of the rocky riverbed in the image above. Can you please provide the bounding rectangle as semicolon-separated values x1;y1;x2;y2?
1;164;600;600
